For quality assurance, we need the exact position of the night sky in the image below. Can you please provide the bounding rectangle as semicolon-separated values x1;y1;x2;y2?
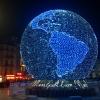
0;0;100;58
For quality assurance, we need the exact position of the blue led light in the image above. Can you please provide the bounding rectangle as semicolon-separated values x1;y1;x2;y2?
20;10;98;80
49;31;89;77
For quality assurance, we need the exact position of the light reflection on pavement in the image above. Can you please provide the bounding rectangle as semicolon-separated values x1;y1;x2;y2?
0;88;12;100
0;88;100;100
0;88;26;100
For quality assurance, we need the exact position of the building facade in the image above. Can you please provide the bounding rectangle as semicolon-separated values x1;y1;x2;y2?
0;44;20;76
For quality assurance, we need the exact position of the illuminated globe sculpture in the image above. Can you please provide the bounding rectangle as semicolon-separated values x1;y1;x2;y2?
20;10;98;80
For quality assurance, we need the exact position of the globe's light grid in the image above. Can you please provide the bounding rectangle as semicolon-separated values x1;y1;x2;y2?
20;10;98;80
49;31;89;77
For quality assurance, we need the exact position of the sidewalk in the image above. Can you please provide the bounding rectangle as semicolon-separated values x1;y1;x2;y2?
0;88;13;100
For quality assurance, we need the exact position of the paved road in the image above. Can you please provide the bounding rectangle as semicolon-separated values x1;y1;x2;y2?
0;88;13;100
0;88;26;100
0;88;100;100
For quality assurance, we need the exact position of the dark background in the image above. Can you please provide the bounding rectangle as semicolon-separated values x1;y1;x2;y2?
0;0;100;58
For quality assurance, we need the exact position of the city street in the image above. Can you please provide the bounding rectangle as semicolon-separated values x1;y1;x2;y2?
0;88;12;100
0;88;100;100
0;88;27;100
0;0;100;100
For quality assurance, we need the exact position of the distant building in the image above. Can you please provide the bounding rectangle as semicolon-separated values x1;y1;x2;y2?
0;44;20;76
